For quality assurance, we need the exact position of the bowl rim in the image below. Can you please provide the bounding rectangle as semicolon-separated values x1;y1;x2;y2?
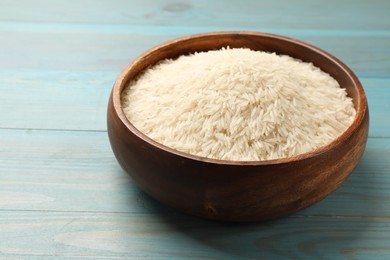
111;31;368;166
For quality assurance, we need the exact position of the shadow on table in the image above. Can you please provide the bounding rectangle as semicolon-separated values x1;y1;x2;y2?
131;153;379;258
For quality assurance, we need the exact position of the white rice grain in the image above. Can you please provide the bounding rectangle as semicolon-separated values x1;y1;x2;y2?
121;48;356;161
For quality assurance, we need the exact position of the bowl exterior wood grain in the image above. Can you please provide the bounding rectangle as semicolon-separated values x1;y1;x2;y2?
107;32;369;221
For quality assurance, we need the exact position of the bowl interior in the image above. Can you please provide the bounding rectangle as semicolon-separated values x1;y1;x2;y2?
114;32;367;164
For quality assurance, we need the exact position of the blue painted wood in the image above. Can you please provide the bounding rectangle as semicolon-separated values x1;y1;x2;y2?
0;0;389;258
0;30;389;77
0;0;389;31
0;72;388;137
0;129;389;218
1;210;390;259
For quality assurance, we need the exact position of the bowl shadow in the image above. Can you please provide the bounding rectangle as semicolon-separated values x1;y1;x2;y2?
127;151;378;259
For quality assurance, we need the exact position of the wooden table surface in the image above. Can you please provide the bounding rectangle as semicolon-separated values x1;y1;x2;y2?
1;1;389;259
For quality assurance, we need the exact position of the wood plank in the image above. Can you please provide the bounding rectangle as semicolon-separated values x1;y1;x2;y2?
365;79;390;138
0;129;389;217
0;0;389;32
302;136;390;217
0;30;389;78
0;1;387;258
0;128;167;214
1;210;390;259
0;71;388;137
0;70;116;131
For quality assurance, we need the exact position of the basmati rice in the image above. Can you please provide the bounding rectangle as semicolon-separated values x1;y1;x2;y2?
121;48;356;161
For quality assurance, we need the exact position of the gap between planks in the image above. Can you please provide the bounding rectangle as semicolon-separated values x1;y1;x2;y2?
0;208;389;221
0;127;107;133
1;21;390;38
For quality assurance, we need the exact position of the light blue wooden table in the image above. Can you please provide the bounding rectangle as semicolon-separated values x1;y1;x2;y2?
1;1;389;259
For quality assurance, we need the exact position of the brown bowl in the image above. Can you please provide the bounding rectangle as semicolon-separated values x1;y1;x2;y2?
107;32;369;221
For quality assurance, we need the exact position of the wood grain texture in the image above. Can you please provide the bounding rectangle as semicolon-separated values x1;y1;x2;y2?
1;129;388;217
0;0;389;257
107;32;369;221
0;30;389;77
0;72;388;135
1;211;390;259
0;0;389;31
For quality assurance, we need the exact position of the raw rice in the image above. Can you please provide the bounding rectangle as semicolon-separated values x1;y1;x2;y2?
121;48;356;161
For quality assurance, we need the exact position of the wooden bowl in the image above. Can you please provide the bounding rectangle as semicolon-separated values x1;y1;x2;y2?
107;32;369;221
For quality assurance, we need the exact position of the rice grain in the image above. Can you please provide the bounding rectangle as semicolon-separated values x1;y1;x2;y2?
121;48;356;161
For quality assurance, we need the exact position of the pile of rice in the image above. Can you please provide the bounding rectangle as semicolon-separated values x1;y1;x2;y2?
121;48;356;161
